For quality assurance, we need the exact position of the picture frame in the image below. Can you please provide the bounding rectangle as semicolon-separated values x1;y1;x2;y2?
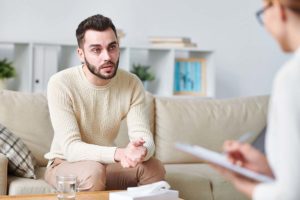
173;58;207;96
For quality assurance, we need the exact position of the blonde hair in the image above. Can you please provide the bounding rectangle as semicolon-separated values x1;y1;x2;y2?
284;0;300;13
266;0;300;13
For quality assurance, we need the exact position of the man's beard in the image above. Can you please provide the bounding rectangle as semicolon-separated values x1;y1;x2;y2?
84;57;119;80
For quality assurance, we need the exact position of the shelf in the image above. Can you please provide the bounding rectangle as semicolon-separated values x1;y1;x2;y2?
0;42;215;97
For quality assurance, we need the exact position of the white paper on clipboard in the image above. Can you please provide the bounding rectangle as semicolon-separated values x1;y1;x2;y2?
175;143;274;183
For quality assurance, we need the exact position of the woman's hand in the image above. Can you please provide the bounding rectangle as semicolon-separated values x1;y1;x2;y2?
224;140;273;177
210;140;274;198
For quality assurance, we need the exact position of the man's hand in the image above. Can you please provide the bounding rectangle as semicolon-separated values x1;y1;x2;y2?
114;138;147;168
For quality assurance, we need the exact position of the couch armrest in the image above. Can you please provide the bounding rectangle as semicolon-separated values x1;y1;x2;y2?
0;153;8;195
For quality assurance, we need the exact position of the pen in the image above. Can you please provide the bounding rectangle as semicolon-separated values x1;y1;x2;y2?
222;131;255;155
237;131;255;143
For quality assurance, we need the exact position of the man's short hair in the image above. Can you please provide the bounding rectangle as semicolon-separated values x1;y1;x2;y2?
76;14;118;48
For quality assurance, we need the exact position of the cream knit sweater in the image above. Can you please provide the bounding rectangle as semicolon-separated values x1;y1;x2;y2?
44;66;155;164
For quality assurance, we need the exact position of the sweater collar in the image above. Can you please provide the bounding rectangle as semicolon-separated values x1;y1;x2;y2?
294;47;300;58
78;65;116;90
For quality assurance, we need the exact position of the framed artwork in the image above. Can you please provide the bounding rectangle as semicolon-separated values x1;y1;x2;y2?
173;58;206;96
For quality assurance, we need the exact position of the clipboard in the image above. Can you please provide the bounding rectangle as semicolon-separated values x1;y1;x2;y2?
175;143;274;183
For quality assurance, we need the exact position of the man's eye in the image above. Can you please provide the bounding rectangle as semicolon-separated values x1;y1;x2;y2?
109;45;117;51
92;48;101;53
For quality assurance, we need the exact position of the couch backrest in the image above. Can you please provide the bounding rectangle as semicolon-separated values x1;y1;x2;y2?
0;90;154;167
0;90;53;166
154;95;269;164
0;90;269;166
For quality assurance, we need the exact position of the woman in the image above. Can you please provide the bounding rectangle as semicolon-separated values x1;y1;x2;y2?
213;0;300;199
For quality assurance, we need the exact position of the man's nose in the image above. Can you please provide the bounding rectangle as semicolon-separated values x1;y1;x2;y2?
101;49;111;61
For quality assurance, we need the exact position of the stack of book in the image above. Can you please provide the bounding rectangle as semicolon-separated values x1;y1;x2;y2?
117;29;126;42
149;36;197;48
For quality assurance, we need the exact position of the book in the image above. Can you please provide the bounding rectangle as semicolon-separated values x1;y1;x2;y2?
175;143;274;183
109;181;179;200
117;29;126;39
109;190;179;200
149;36;191;43
151;42;197;48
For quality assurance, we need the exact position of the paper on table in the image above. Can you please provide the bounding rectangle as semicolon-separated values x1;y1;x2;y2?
175;143;274;183
109;181;179;200
127;181;171;196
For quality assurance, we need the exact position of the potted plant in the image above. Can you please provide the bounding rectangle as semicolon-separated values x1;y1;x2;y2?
130;64;155;89
0;58;16;90
130;63;155;89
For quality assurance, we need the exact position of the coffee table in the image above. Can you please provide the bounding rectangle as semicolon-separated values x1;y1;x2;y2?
0;191;183;199
0;191;109;200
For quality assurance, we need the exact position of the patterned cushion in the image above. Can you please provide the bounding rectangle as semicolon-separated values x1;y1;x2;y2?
0;124;36;179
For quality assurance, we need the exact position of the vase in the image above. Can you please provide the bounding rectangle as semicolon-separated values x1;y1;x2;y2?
142;81;149;90
0;79;5;90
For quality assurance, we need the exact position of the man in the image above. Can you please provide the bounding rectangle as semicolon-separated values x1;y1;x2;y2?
44;14;165;191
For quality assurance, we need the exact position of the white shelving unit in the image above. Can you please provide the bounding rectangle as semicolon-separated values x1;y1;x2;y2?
0;42;33;92
0;42;215;97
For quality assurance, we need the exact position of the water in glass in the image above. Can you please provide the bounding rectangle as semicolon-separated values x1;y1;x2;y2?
56;175;77;200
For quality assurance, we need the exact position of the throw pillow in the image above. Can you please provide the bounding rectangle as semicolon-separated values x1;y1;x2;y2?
0;123;36;179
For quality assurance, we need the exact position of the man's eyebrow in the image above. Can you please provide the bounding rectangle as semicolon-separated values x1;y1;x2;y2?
108;41;118;46
88;41;118;48
89;44;102;48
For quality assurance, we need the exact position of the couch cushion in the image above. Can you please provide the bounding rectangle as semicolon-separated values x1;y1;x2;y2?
164;164;249;200
0;124;36;179
0;153;8;195
154;96;269;164
0;90;53;167
8;167;54;195
165;169;213;200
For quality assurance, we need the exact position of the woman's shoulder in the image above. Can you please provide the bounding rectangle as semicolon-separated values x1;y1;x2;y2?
273;57;300;97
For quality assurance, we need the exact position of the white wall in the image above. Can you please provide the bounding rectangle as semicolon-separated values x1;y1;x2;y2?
0;0;290;98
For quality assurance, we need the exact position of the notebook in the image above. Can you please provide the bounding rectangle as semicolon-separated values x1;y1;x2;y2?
175;143;274;183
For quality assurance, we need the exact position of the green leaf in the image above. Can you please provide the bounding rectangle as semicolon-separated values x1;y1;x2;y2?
0;58;16;79
130;63;155;81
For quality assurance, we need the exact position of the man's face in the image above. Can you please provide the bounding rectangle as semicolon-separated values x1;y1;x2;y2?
78;29;120;80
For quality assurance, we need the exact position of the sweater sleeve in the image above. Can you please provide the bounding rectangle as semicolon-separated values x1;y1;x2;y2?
253;66;300;200
47;76;117;163
126;76;155;161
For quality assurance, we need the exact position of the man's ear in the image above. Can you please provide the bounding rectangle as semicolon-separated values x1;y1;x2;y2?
77;48;85;63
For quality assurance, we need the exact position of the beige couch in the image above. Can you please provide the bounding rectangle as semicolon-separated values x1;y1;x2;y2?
0;90;269;200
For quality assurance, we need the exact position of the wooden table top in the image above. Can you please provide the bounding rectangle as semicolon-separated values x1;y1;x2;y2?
0;191;183;200
0;191;109;200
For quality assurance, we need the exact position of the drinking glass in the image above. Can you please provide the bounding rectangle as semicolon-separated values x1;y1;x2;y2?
56;175;77;200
